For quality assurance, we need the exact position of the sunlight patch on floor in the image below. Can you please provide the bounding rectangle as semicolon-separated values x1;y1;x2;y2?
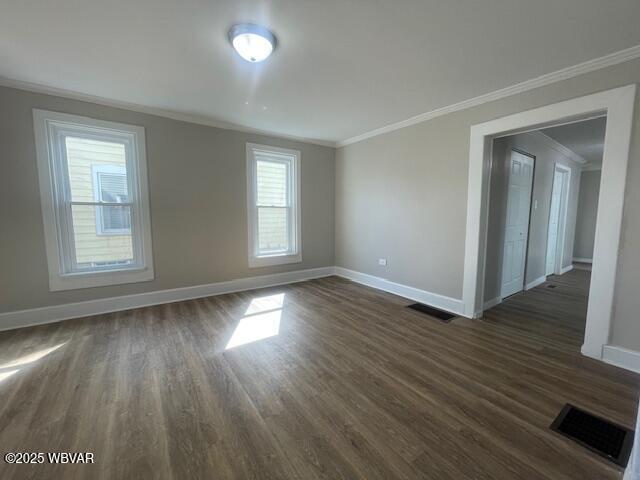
226;293;285;349
0;343;66;370
0;342;67;386
244;293;285;316
0;369;19;384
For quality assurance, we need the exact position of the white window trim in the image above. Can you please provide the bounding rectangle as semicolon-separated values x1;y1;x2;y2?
246;143;302;268
33;109;154;291
92;164;130;236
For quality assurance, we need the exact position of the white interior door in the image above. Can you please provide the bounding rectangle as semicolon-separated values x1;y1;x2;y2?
546;169;564;275
501;150;535;299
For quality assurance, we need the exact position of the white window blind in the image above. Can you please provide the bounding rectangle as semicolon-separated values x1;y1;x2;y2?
247;143;301;267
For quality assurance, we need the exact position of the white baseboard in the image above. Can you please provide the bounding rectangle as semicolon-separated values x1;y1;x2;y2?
483;297;501;310
525;275;547;290
573;257;593;263
0;266;335;332
601;345;640;374
560;265;574;274
334;267;464;315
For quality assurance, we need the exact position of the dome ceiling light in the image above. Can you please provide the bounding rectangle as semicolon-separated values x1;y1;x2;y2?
228;23;277;63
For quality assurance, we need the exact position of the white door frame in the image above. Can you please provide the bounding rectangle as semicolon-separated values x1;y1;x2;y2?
548;163;572;275
462;84;636;361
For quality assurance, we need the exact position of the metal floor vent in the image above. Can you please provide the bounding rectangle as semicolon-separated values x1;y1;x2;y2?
550;404;634;467
406;303;456;322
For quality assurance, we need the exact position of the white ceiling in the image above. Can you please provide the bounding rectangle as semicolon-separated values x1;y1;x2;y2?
542;117;606;167
1;1;640;145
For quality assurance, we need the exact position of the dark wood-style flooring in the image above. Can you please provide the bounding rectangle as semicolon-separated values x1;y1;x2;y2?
0;270;638;479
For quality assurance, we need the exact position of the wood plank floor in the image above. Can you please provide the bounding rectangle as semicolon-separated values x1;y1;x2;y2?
0;270;638;479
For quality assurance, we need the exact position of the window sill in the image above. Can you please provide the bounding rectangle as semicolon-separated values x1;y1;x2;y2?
249;252;302;268
49;266;154;291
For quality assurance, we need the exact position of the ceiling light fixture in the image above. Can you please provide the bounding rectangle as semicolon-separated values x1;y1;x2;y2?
228;23;276;63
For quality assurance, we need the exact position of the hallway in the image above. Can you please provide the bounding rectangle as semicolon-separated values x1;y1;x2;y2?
485;269;591;351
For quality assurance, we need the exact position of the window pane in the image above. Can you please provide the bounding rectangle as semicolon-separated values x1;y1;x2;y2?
101;204;131;232
256;159;287;206
71;205;133;268
258;207;288;254
66;137;127;202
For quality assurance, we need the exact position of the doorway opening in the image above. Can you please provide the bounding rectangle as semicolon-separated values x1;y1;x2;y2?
484;116;603;315
462;85;635;362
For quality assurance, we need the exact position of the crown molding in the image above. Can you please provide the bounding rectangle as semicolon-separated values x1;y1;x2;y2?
4;43;640;150
582;163;603;172
0;76;336;148
337;44;640;147
527;131;588;164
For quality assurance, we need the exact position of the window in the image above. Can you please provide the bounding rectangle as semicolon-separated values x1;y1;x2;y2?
33;110;154;290
246;143;301;267
92;165;131;235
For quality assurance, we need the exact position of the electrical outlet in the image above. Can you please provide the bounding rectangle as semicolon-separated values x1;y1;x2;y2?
378;258;387;266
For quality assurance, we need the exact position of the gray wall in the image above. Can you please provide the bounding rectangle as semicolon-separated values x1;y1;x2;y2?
483;133;582;302
0;86;335;313
573;170;601;260
335;57;640;350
